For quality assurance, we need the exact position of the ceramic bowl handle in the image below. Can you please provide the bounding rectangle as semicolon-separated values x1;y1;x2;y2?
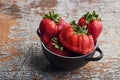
85;46;103;61
37;28;41;37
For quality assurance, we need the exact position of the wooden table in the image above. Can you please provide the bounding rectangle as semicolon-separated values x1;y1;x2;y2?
0;0;120;79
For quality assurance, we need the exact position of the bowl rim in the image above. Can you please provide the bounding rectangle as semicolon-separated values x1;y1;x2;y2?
41;41;98;59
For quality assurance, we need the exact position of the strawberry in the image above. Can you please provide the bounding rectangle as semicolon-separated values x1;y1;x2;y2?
78;12;90;26
39;12;70;44
88;19;103;42
39;12;58;44
78;17;87;26
59;21;94;55
40;18;57;44
46;37;73;57
78;11;103;42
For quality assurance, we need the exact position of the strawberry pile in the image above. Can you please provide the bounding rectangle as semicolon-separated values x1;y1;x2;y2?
39;11;103;57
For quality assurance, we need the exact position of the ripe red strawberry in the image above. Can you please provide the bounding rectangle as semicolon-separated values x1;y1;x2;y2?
46;37;73;57
40;18;57;44
78;12;90;27
78;11;103;42
78;17;87;26
39;12;70;44
88;20;103;42
59;22;94;55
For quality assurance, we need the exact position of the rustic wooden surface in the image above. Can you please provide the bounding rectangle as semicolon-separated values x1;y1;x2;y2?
0;0;120;80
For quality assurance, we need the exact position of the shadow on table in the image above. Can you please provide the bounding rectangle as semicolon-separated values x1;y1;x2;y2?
29;45;67;74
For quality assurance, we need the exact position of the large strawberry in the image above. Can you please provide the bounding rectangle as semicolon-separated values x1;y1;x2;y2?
46;37;73;57
39;12;70;44
40;18;57;44
59;21;94;55
78;11;103;42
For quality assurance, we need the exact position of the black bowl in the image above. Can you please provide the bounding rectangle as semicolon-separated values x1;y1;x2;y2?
37;29;103;70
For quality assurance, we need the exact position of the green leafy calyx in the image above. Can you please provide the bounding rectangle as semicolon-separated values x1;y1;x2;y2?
84;11;101;24
71;20;90;35
44;11;60;23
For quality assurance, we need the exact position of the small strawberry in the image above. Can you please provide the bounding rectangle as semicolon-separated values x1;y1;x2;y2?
78;17;87;26
78;12;90;26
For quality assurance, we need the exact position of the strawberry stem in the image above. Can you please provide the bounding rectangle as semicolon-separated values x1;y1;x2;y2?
83;11;101;24
71;20;89;35
44;11;60;23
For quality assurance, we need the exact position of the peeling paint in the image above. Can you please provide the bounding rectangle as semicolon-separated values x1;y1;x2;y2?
3;3;22;18
80;0;103;3
0;12;21;62
0;2;5;9
33;36;40;41
0;56;13;62
9;47;23;56
29;0;58;9
0;12;19;44
38;0;58;10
